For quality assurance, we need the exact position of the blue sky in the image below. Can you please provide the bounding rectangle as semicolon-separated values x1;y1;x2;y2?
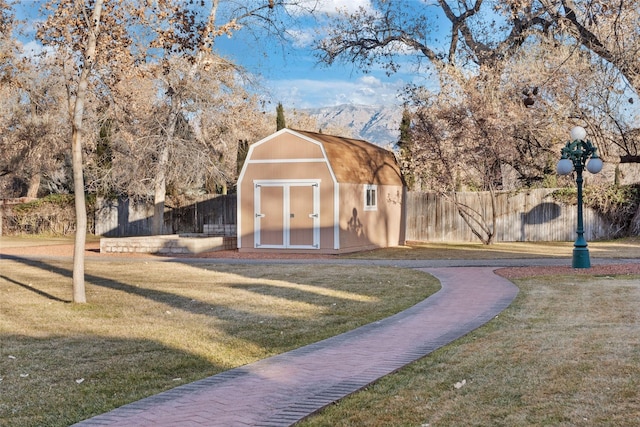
217;31;412;110
213;0;419;109
11;0;437;110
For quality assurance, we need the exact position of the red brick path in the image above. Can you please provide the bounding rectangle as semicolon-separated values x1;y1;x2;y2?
72;267;518;427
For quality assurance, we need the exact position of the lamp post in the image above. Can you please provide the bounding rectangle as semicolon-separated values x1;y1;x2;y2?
556;126;603;268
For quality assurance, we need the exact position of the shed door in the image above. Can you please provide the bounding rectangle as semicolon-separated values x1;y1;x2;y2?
254;181;320;249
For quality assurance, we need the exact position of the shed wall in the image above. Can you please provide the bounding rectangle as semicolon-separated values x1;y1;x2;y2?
238;130;405;253
238;134;337;251
339;183;404;251
251;133;326;160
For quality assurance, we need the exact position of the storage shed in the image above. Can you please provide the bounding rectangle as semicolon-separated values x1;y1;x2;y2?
237;128;405;254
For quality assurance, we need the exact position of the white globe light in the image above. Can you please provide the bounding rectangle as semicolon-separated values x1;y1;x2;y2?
587;157;603;174
570;126;587;141
556;158;574;175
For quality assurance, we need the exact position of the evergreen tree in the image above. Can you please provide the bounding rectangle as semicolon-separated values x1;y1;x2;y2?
237;139;249;175
397;108;415;190
276;102;286;131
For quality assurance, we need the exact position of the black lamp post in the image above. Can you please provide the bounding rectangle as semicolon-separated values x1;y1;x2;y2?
556;126;603;268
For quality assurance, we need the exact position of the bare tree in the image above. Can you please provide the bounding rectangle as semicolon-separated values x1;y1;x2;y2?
1;57;72;198
100;56;272;201
38;0;107;303
108;0;320;234
317;1;639;150
526;0;640;95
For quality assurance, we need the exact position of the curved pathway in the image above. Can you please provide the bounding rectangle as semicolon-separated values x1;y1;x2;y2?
73;267;518;427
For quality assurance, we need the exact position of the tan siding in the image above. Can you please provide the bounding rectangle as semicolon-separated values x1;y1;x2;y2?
242;162;331;181
339;183;404;250
250;133;325;160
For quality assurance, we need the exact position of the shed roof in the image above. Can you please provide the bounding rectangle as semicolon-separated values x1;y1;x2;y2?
291;129;404;186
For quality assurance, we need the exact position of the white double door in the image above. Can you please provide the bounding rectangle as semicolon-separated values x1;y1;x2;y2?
254;180;320;249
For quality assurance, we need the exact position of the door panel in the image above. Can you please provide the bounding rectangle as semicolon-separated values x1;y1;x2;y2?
258;185;284;246
289;185;315;246
254;181;319;249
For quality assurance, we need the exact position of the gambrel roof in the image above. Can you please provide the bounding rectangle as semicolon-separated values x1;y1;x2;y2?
290;129;404;186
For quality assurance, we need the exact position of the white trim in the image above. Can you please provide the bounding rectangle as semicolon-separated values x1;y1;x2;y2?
334;183;340;249
364;184;378;211
237;183;242;249
237;129;342;251
255;179;321;185
254;179;320;249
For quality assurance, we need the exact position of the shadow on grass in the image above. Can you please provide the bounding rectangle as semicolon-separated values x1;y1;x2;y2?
0;333;218;427
0;255;280;319
1;274;71;303
0;254;371;322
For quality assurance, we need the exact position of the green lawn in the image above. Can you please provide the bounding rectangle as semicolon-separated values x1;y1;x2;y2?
300;272;640;427
0;257;438;427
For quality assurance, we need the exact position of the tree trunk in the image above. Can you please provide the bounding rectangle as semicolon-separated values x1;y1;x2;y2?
70;0;104;303
26;173;40;198
151;0;222;235
71;128;87;303
152;142;169;235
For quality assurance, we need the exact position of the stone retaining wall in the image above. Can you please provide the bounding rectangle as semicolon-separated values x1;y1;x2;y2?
203;224;236;236
100;235;237;255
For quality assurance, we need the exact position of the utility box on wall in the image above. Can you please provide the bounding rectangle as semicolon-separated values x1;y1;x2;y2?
237;129;405;254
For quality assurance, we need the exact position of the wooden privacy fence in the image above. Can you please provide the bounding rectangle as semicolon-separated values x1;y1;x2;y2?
95;195;237;237
87;189;613;242
404;189;614;243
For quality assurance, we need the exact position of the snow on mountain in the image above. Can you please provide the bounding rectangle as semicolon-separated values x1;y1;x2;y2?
301;104;403;147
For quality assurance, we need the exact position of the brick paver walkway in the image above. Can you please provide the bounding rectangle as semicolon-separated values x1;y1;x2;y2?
72;267;518;427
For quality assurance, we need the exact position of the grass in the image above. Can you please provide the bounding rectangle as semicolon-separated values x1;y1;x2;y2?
2;237;639;426
0;257;438;427
299;272;640;427
345;237;640;260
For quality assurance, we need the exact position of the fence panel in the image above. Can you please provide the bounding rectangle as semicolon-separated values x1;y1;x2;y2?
405;189;613;243
95;195;237;237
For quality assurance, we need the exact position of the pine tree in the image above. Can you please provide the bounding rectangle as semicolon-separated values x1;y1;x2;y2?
237;139;249;175
276;102;286;131
397;108;415;190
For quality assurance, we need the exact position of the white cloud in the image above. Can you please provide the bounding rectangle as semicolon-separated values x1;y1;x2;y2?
287;29;316;49
295;0;373;15
317;0;373;14
266;75;405;109
358;75;382;87
19;40;54;59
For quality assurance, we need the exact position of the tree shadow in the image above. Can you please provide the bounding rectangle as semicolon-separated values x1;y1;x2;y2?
523;202;562;225
1;255;257;319
0;333;219;426
1;274;71;303
520;202;563;241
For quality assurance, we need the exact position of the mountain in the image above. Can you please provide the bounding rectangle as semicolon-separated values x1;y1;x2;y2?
301;104;403;147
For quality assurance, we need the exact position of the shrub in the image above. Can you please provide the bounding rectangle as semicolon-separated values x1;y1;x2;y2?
552;184;640;237
3;194;96;235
